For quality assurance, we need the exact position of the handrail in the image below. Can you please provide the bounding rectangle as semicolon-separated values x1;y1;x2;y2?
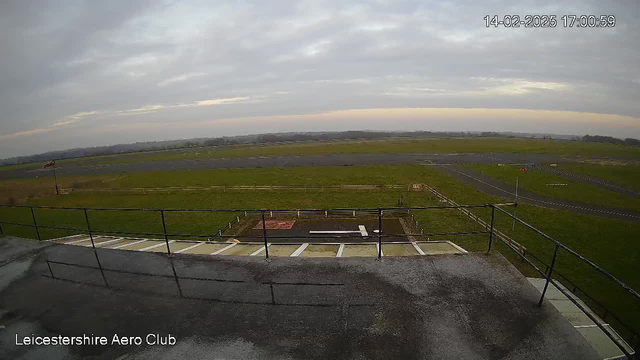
493;205;640;302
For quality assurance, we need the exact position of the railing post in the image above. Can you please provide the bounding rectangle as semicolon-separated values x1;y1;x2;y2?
538;244;560;307
83;208;95;249
261;211;269;260
30;206;41;241
377;208;382;260
160;210;170;255
0;220;4;236
487;206;495;254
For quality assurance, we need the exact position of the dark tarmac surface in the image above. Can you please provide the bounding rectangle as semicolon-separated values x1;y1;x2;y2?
0;236;599;359
237;218;407;243
435;165;640;222
0;152;608;180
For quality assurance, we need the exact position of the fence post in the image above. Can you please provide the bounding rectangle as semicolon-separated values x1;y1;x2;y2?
377;209;383;260
487;206;496;254
160;210;171;255
261;211;269;260
538;244;560;307
30;206;41;241
83;208;95;249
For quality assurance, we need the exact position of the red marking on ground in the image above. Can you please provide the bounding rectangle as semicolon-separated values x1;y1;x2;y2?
253;220;296;230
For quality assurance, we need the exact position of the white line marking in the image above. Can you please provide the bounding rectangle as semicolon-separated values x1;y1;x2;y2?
93;238;124;247
63;236;95;245
112;239;147;249
336;244;345;257
251;244;270;256
447;241;468;254
211;243;237;255
291;243;309;257
47;234;85;242
176;242;205;254
412;242;426;255
139;240;175;251
358;225;369;237
574;324;608;329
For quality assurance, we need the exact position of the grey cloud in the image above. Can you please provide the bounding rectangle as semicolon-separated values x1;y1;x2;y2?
1;0;639;157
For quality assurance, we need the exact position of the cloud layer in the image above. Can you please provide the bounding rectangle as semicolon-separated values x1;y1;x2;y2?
1;0;639;157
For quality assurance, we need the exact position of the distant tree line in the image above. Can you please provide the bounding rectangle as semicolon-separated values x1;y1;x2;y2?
582;135;640;146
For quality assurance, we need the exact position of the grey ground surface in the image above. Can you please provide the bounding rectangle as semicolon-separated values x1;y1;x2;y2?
435;165;640;223
0;236;599;360
0;152;610;180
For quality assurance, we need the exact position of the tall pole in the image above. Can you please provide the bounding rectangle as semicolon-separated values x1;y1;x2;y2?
377;209;383;260
487;206;495;254
261;211;269;259
512;176;518;231
52;160;59;195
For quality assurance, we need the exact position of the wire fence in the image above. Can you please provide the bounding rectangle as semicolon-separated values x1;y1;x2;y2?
61;184;410;194
0;201;638;357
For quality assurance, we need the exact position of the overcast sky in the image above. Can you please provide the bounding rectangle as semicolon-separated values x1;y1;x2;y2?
1;0;639;158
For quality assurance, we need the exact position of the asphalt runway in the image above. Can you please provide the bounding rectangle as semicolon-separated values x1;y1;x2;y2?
0;152;604;180
434;165;640;223
3;151;638;222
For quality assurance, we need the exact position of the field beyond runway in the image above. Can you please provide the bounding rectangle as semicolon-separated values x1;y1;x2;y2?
0;152;624;180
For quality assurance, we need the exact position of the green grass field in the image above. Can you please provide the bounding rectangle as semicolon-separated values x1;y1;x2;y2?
558;163;640;191
464;164;640;212
1;164;639;339
3;137;640;171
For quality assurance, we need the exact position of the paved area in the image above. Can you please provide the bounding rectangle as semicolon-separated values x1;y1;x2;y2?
0;236;599;359
0;153;613;180
49;234;466;258
528;278;634;359
434;165;640;223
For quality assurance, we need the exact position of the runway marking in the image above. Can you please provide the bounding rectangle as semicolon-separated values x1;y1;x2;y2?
139;240;175;251
440;165;640;220
291;243;309;257
93;238;125;247
211;243;237;255
175;242;205;253
63;237;95;245
112;239;147;249
336;243;345;257
250;244;270;256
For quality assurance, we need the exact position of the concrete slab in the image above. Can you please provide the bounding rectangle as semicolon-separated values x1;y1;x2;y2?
266;244;300;257
119;240;158;250
382;243;420;256
527;278;633;359
417;242;463;255
300;244;339;257
102;239;140;249
0;237;600;359
181;242;232;255
341;244;377;257
577;326;629;359
148;241;197;253
217;244;263;256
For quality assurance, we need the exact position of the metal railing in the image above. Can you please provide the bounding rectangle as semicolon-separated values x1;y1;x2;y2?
61;184;409;194
492;205;638;358
0;202;638;357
